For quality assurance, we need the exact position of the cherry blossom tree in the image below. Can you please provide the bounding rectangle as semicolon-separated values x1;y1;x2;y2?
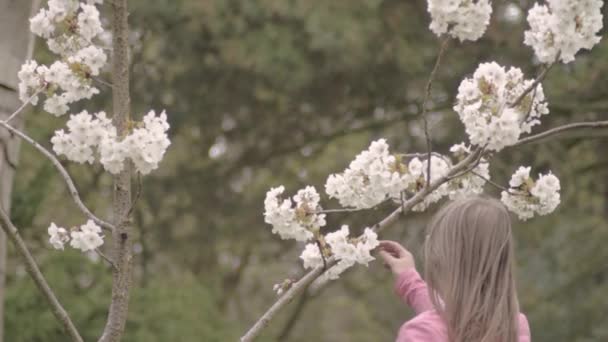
241;0;607;340
0;0;169;341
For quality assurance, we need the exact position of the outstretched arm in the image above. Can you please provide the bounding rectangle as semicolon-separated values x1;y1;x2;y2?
378;240;434;314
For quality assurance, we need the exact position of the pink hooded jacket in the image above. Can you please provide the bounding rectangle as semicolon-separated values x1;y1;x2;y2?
394;269;531;342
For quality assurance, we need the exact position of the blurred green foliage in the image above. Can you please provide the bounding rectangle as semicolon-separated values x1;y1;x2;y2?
6;0;608;341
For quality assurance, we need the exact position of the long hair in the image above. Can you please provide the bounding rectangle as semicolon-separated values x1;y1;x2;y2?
423;196;519;342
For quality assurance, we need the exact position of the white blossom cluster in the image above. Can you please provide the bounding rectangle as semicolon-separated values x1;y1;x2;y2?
446;143;490;200
524;0;604;64
501;166;561;220
300;226;379;281
410;155;452;212
454;62;550;151
51;110;171;174
264;186;326;242
20;0;107;116
48;219;104;252
427;0;493;41
325;139;419;209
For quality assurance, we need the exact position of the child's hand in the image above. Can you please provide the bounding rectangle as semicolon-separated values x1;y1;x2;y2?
377;240;415;276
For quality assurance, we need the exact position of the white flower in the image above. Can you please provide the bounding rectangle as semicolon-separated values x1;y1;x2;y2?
70;220;104;252
530;173;561;215
300;243;324;269
501;167;561;220
48;223;69;250
51;110;170;174
43;94;69;116
67;45;107;76
454;62;550;151
448;159;490;200
325;139;417;209
17;60;43;105
77;4;103;41
524;0;604;63
52;110;99;163
125;110;171;175
427;0;493;41
412;155;452;211
317;225;380;280
449;142;471;156
509;166;531;188
30;9;55;39
263;185;324;242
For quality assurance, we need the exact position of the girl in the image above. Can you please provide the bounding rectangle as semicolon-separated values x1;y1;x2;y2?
378;197;531;342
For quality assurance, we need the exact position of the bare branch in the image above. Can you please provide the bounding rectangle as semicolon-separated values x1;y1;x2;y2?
0;207;83;342
421;37;450;188
0;120;115;232
514;120;608;147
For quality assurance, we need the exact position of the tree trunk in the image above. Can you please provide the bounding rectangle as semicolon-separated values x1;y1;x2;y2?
0;1;38;341
98;0;132;341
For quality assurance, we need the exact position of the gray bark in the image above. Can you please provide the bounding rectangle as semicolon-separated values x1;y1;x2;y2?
98;0;133;341
0;1;38;341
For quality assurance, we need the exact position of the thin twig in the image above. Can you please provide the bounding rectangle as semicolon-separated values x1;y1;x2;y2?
315;239;327;270
0;120;115;232
93;77;114;88
126;172;142;218
470;170;508;192
510;59;557;108
95;248;117;270
6;88;43;123
421;37;450;188
514;120;608;147
0;207;83;342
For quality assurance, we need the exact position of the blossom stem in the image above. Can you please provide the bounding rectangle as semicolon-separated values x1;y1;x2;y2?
5;88;43;123
0;207;83;342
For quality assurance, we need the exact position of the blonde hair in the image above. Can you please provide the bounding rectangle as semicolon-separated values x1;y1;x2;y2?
424;196;519;342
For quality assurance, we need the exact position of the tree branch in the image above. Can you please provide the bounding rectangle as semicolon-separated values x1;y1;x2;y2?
240;148;482;341
0;207;83;342
240;116;608;341
420;38;449;188
99;0;133;341
0;120;115;232
513;120;608;147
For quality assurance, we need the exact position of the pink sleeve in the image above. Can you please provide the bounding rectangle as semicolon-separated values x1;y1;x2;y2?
518;313;531;342
394;269;434;314
397;318;438;342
